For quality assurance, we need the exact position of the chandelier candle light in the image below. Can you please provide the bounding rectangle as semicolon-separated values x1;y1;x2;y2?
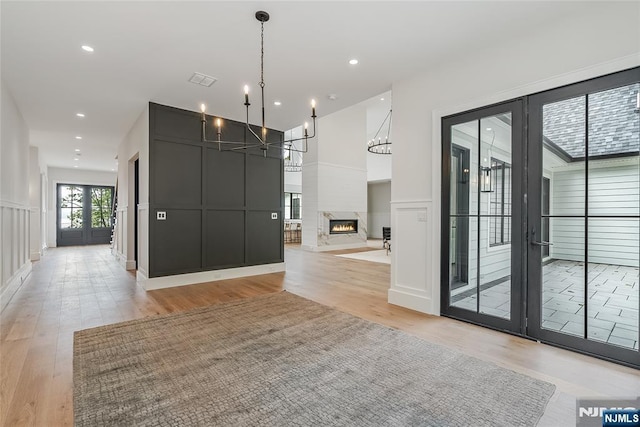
367;109;392;154
200;11;317;157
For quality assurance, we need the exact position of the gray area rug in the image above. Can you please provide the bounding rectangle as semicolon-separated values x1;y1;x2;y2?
74;291;555;426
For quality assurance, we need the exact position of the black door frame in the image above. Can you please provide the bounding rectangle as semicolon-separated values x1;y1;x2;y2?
57;183;115;246
441;99;525;334
527;67;639;368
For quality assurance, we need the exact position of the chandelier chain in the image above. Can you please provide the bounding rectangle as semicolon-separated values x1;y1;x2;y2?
260;22;265;89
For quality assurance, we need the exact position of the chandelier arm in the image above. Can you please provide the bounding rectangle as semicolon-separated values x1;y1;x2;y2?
280;116;316;145
386;108;392;141
245;104;265;144
285;139;308;153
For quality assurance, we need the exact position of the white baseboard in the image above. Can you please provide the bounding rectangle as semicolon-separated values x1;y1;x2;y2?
388;288;436;315
138;262;287;291
1;261;32;312
30;251;41;261
302;243;368;252
111;250;135;270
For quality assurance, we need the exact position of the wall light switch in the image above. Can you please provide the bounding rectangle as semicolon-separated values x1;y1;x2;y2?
417;210;427;222
271;212;278;220
157;211;167;220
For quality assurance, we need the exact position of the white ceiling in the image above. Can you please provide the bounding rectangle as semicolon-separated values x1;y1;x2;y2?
1;1;603;172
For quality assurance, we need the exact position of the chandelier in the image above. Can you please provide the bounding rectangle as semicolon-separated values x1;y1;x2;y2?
199;11;316;156
284;159;302;172
367;109;392;154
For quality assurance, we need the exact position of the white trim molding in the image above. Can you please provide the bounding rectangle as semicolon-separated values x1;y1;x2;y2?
137;262;286;291
1;261;32;313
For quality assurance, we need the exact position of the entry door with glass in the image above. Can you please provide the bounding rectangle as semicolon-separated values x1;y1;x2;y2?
527;69;639;367
441;100;524;333
57;184;114;246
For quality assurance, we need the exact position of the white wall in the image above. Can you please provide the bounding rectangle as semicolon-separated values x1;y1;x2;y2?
114;105;149;275
302;103;368;250
1;79;32;310
28;146;42;261
367;152;392;182
550;157;639;267
284;126;303;194
367;181;391;239
389;3;640;314
46;167;117;248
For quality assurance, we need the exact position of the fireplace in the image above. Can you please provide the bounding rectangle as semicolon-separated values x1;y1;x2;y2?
329;219;358;234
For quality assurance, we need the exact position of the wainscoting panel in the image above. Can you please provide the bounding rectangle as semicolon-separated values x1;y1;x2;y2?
1;201;32;312
388;200;436;315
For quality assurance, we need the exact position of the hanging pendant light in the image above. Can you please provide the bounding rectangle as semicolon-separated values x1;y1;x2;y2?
367;109;392;154
480;128;495;193
199;11;317;156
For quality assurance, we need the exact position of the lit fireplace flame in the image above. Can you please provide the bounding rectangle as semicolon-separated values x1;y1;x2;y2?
331;224;355;232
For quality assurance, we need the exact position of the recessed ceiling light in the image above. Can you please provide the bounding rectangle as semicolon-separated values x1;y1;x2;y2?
380;98;385;101
75;136;82;140
74;158;79;161
349;59;359;65
111;169;115;171
486;127;492;131
75;149;80;152
273;101;282;106
76;113;85;118
74;165;79;168
81;45;94;53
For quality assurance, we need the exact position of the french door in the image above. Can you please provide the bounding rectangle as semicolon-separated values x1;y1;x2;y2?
442;68;639;368
441;100;525;334
57;184;114;246
527;68;639;367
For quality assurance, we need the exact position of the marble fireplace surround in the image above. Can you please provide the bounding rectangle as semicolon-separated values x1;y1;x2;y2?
317;211;367;250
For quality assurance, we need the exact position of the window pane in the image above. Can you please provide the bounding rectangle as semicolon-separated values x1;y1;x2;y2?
587;83;639;217
451;120;477;216
542;218;585;338
587;218;639;350
91;187;112;228
543;96;586;216
292;194;301;219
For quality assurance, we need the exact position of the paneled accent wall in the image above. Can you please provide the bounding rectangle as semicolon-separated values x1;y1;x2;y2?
148;103;284;278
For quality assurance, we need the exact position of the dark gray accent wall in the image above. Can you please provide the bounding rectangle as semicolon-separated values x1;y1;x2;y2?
148;102;284;278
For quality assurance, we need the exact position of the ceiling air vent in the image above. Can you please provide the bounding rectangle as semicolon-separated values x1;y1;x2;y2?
189;72;217;87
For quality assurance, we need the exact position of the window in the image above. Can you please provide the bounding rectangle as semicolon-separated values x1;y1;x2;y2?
91;187;113;228
489;158;511;246
59;185;84;228
284;193;302;220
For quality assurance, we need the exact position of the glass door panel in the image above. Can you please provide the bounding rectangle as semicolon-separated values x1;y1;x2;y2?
528;69;639;367
442;100;523;333
57;184;114;246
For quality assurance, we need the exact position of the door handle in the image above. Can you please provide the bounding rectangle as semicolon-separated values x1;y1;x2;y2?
531;240;553;246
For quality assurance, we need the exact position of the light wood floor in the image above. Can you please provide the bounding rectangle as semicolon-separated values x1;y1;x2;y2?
1;244;638;426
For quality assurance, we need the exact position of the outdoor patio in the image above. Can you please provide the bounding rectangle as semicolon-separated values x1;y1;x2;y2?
450;260;639;350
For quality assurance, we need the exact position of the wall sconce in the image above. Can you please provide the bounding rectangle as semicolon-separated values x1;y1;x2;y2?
480;166;492;192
